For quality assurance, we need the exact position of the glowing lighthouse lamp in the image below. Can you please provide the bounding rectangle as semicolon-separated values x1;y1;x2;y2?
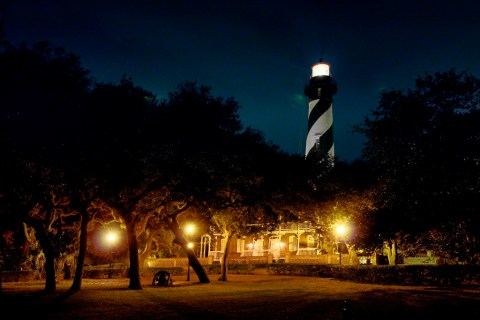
311;62;330;78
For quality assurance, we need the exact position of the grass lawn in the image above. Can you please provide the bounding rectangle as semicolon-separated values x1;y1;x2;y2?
1;272;480;319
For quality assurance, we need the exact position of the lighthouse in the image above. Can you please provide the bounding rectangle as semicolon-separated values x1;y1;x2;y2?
304;60;337;162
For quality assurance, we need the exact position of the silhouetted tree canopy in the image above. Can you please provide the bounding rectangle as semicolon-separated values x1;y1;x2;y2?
0;40;92;291
358;69;480;263
0;41;91;163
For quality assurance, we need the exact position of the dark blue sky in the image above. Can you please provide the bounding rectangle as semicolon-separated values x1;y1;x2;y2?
2;0;480;162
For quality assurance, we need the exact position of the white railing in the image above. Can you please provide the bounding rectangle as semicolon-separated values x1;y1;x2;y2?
240;250;269;257
297;248;318;255
276;222;313;231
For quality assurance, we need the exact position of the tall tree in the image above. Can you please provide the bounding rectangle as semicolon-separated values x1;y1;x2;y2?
149;81;246;283
82;77;159;289
357;69;480;263
0;41;91;292
207;127;319;281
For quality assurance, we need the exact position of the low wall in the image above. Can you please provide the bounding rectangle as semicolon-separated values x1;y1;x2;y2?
145;253;355;268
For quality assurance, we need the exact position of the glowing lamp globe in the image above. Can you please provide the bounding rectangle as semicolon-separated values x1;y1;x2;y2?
185;224;195;235
336;225;346;236
105;231;118;246
311;62;330;78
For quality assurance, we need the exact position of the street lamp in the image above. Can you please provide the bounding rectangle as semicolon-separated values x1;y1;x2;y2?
105;230;118;278
185;224;196;281
335;225;346;265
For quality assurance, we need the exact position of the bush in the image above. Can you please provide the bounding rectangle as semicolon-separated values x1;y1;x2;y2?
267;264;480;286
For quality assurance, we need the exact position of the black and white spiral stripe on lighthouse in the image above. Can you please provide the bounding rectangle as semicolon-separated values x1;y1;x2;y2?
304;61;337;162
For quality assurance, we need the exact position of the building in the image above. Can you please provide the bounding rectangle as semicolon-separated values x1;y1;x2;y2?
205;221;323;263
304;60;337;162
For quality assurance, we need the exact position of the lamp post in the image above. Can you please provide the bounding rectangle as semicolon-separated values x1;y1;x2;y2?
187;242;194;281
105;231;118;279
335;225;346;265
185;224;195;281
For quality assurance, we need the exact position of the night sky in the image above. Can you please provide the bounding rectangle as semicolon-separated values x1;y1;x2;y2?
2;0;480;162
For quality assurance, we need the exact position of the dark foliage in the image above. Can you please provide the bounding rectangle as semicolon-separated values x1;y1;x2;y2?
357;69;480;262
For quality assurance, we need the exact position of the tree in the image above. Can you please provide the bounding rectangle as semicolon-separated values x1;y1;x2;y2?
0;162;81;292
294;159;378;260
147;81;249;283
136;215;175;269
70;182;111;291
81;77;160;289
0;41;91;162
206;127;298;281
0;40;91;292
357;69;480;263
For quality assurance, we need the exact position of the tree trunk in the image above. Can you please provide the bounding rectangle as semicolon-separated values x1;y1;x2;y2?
138;226;158;273
385;240;397;265
71;212;89;290
346;244;359;265
168;218;210;283
27;219;56;292
187;249;209;283
125;214;142;290
390;241;397;265
218;232;232;281
43;241;56;292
